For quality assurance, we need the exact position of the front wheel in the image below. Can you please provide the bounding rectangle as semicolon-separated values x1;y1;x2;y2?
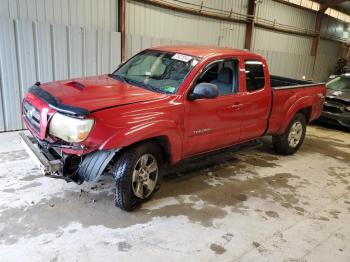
272;113;306;155
111;142;163;211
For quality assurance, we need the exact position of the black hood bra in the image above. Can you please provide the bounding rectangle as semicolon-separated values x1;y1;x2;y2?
28;85;90;117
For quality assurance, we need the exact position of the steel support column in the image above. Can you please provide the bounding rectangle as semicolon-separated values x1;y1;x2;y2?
244;0;256;50
311;12;323;56
118;0;126;61
311;0;347;56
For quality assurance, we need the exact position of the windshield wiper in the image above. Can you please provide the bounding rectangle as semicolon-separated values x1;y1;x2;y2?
123;77;165;93
108;74;126;82
128;74;161;80
109;74;166;93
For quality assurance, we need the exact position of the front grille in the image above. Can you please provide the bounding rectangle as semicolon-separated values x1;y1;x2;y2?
326;97;350;107
323;98;348;114
23;101;41;133
323;104;342;114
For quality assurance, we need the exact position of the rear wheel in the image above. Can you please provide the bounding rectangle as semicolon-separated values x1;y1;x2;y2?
111;142;163;211
272;113;306;155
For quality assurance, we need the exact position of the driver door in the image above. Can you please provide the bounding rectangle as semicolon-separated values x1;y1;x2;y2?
183;59;243;157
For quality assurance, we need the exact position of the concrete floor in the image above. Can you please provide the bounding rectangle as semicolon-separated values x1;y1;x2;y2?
0;125;349;262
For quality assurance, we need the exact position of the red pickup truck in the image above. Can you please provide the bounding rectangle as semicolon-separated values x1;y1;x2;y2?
20;46;326;211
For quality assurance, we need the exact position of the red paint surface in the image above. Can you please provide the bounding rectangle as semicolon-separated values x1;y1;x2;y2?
22;46;326;164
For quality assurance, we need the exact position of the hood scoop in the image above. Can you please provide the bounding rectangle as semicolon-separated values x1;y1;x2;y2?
64;81;86;90
39;75;166;112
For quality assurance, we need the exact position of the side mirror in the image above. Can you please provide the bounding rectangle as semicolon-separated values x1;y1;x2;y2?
188;83;219;101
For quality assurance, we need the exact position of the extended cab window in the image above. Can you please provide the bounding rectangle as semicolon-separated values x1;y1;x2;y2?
112;50;200;94
245;61;265;92
195;60;238;95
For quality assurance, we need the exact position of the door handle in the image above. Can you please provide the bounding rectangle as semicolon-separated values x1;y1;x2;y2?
230;103;242;110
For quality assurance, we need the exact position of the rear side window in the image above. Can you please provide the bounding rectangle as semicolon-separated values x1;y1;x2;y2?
245;61;265;92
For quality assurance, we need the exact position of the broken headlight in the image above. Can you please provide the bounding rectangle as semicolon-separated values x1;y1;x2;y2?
49;113;94;142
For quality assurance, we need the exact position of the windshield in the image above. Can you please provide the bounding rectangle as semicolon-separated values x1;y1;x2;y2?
112;50;200;94
326;76;350;91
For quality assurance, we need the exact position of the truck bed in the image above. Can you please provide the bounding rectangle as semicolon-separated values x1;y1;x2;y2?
267;78;326;135
270;75;318;90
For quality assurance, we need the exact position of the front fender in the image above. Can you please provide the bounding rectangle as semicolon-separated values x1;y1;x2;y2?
99;120;183;164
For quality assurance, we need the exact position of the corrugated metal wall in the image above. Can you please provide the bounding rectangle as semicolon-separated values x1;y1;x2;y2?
126;0;247;57
252;27;315;79
256;0;315;30
126;34;197;58
126;0;346;82
0;0;117;31
313;39;343;82
252;0;315;79
321;16;350;41
0;0;348;131
0;0;120;132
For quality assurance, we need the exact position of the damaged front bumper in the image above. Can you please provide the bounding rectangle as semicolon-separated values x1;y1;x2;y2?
19;132;117;183
20;132;63;176
320;111;350;128
321;97;350;128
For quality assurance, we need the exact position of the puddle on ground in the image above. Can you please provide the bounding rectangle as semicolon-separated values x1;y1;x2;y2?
19;174;42;182
328;167;350;185
117;241;132;252
239;156;280;168
210;243;226;254
159;171;299;209
0;140;308;244
252;241;268;254
307;134;350;147
3;188;15;193
0;164;301;245
265;211;279;218
328;209;341;219
17;182;42;191
0;150;28;163
302;136;350;162
252;241;261;248
318;216;330;221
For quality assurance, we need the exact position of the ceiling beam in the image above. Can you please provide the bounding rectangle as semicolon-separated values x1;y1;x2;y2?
133;0;247;24
319;0;347;13
135;0;345;47
273;0;348;15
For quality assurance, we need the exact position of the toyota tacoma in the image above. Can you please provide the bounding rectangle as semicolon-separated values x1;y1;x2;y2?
20;46;326;211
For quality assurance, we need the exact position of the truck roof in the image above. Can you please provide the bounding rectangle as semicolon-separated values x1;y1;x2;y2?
149;45;262;59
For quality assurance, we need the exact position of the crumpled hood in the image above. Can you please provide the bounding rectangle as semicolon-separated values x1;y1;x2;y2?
40;75;166;112
326;89;350;102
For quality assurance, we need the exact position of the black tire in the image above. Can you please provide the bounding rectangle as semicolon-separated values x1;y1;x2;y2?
111;141;163;211
272;113;307;155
